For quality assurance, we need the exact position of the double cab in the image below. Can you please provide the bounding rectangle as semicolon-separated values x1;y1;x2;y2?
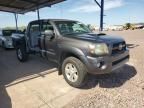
12;19;129;87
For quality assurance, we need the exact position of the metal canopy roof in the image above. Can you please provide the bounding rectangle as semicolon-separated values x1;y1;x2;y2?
0;0;65;14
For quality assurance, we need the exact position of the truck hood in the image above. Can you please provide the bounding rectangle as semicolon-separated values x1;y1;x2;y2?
1;36;12;42
65;33;125;44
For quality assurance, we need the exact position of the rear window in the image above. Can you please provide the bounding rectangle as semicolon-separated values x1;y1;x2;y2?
2;30;22;36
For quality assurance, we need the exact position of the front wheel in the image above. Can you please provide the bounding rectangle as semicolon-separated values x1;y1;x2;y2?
62;57;88;88
16;46;29;62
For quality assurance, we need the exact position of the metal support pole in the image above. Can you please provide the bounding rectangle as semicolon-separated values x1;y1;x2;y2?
94;0;101;8
94;0;104;31
100;0;104;31
37;7;41;32
14;13;18;32
37;8;40;20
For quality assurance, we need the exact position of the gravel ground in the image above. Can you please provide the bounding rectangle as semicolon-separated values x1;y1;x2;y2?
64;30;144;108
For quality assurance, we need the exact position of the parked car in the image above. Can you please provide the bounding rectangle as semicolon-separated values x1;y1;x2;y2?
0;29;22;49
12;19;129;88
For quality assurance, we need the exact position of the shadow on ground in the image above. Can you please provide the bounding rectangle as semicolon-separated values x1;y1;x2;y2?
0;48;57;108
0;48;137;108
0;86;12;108
82;64;137;89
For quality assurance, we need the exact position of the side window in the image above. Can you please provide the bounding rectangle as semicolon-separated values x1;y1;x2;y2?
41;21;54;32
72;24;85;32
30;23;40;34
58;24;73;34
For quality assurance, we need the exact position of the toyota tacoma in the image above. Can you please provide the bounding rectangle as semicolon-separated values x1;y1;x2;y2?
12;19;129;87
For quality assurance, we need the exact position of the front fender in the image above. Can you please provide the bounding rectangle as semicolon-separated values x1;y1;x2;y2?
59;44;86;58
63;47;85;56
58;46;87;75
12;36;26;48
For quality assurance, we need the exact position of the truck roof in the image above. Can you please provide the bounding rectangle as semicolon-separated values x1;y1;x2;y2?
30;19;78;23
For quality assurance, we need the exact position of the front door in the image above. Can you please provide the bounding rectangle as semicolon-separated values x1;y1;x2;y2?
41;21;58;62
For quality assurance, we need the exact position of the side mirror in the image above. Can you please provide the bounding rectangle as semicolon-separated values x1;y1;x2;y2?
41;30;55;40
43;30;54;36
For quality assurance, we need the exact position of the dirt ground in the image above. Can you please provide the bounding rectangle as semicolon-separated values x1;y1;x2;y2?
65;30;144;108
0;30;144;108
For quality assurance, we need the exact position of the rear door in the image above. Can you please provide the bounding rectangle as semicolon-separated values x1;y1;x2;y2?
28;22;41;51
41;21;58;62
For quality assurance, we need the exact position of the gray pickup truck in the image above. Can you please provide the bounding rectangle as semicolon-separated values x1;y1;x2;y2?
12;19;129;87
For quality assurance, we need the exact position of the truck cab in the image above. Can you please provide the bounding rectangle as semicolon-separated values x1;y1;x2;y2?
25;20;59;62
12;19;129;88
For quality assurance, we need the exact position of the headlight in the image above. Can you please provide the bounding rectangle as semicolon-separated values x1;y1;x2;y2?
88;43;109;55
8;42;12;45
5;40;12;45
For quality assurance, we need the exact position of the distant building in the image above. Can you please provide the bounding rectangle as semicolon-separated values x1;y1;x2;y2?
89;25;99;31
89;25;109;31
108;25;123;31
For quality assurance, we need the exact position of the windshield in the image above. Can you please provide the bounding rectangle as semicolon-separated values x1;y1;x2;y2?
2;30;22;36
55;21;91;35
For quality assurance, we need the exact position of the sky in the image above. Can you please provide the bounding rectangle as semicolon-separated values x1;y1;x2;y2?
0;0;144;28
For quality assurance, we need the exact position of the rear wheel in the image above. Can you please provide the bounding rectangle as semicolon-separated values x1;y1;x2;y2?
62;57;87;88
16;45;29;62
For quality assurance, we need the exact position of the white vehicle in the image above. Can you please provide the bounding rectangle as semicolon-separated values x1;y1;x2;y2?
110;25;123;31
0;29;22;49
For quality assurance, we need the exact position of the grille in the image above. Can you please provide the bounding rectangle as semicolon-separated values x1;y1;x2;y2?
112;41;126;55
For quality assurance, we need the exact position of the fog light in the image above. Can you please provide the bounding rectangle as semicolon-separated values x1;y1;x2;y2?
101;65;107;70
96;61;103;68
97;61;107;70
8;43;12;45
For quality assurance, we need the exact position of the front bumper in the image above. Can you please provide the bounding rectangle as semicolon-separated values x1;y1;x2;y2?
84;50;129;75
5;42;14;48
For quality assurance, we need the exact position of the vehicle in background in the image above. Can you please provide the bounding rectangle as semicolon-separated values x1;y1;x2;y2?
12;19;129;88
0;29;22;49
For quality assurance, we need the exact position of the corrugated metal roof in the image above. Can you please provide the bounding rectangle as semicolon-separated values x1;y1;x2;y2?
0;0;66;14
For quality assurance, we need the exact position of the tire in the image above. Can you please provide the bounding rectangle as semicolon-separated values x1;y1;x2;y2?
62;57;87;88
16;45;29;62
